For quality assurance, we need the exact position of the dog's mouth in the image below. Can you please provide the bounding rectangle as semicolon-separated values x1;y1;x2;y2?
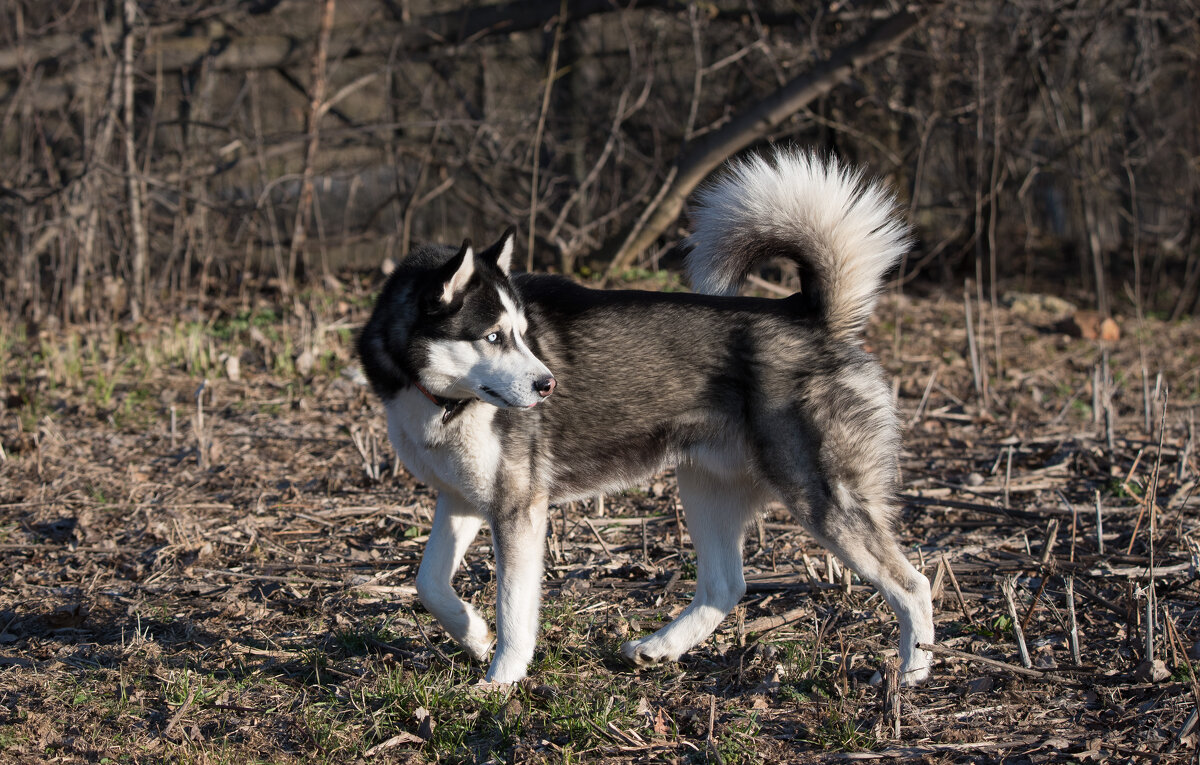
479;385;515;408
479;385;542;409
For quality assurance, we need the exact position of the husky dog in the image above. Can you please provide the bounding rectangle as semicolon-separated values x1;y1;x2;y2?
358;149;934;686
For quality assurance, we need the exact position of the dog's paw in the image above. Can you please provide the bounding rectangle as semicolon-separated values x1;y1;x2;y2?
900;663;931;687
452;617;493;662
900;646;933;686
460;632;493;663
621;638;676;668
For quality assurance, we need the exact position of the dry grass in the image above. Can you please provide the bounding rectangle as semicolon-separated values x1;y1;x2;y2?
0;285;1198;764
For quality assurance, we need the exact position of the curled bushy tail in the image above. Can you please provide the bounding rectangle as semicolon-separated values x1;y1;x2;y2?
684;149;911;341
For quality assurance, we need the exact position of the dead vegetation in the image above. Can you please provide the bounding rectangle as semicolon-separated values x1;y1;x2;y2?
3;2;1199;762
1;285;1198;764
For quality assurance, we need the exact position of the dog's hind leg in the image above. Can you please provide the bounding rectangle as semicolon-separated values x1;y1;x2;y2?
484;497;549;684
622;466;760;667
415;493;492;661
799;497;934;686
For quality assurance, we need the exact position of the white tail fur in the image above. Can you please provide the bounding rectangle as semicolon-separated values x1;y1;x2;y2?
684;149;911;340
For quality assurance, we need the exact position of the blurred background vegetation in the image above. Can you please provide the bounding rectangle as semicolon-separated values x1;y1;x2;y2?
1;0;1197;325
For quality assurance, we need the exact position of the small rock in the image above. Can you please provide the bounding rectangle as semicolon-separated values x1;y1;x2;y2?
1134;658;1170;683
965;472;985;487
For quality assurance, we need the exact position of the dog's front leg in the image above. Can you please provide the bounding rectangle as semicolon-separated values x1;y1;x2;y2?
415;494;492;660
484;498;549;684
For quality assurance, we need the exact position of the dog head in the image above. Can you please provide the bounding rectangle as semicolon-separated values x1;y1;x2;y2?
359;228;556;409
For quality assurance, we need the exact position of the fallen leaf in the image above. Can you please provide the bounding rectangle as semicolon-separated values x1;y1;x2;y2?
652;707;670;735
363;731;423;756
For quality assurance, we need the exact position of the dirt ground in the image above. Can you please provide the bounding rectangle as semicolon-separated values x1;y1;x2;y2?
1;283;1198;764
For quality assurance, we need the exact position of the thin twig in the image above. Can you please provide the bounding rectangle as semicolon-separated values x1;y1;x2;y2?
163;686;197;740
918;643;1082;686
941;553;975;625
584;518;614;558
406;606;456;668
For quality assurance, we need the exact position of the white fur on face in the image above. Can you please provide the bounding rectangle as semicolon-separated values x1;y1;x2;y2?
421;286;552;408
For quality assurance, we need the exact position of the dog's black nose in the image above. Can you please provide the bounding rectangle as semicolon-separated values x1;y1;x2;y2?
535;376;556;397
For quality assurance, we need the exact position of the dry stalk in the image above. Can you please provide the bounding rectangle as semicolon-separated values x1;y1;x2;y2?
1000;577;1032;669
350;425;381;483
929;555;946;602
1102;350;1115;454
1003;445;1014;508
1180;410;1195;482
881;657;901;740
641;518;649;565
1128;385;1168;553
1039;519;1059;566
1065;575;1081;666
941;553;975;626
705;694;723;765
1142;356;1152;435
1142;587;1155;663
907;367;938;428
192;380;207;469
964;283;984;406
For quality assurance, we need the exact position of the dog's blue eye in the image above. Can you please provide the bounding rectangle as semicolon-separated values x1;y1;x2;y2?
486;332;499;344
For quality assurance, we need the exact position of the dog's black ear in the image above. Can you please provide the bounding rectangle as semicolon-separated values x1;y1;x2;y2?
435;240;475;305
485;227;516;275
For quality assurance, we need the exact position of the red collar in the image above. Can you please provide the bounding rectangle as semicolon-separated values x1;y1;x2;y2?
413;379;444;407
412;380;469;423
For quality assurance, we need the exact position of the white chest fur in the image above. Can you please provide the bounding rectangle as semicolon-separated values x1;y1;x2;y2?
384;389;503;506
